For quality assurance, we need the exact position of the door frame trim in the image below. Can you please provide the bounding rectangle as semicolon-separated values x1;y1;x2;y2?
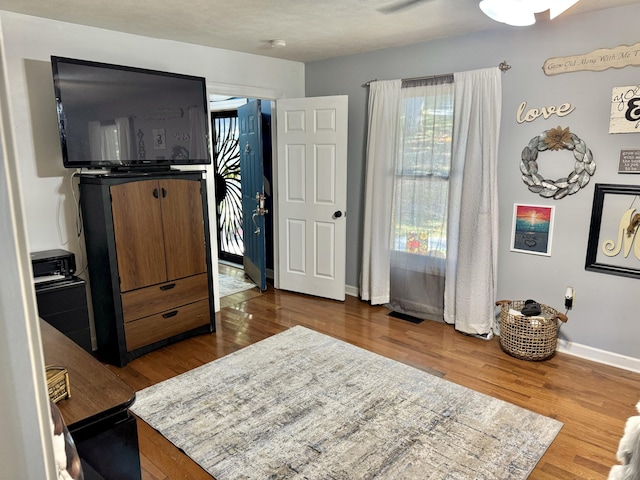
206;83;285;308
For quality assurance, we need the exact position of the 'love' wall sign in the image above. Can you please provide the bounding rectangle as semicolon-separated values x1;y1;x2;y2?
516;101;575;124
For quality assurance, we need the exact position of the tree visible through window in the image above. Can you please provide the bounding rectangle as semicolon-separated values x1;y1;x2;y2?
392;77;454;260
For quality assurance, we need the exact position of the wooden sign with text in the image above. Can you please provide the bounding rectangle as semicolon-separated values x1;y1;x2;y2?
610;85;640;133
543;42;640;76
619;150;640;173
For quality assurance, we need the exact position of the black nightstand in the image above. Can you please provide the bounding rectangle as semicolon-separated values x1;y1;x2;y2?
35;276;92;353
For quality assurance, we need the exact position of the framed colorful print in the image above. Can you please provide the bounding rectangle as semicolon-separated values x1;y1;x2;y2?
510;204;555;256
585;183;640;279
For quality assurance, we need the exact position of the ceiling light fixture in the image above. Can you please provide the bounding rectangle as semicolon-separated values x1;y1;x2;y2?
548;0;580;19
479;0;580;26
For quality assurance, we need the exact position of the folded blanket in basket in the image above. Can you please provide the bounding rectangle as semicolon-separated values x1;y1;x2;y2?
509;308;545;320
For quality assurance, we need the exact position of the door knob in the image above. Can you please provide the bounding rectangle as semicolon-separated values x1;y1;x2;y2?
333;211;343;218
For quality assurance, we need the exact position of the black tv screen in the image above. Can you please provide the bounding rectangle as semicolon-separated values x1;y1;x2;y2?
51;56;211;170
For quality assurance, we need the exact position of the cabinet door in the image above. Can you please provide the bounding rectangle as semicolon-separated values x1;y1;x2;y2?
159;178;207;281
111;180;167;292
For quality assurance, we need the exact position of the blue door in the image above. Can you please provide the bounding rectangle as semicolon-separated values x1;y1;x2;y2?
238;100;267;290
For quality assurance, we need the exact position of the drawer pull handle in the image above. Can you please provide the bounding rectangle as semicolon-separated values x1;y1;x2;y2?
159;283;176;291
162;310;178;319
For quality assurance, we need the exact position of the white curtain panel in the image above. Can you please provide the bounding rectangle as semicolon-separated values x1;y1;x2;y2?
360;80;401;304
189;105;207;160
444;67;501;337
88;118;131;162
88;120;101;161
115;116;131;161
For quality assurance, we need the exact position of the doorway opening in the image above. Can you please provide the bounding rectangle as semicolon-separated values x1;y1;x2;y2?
210;95;273;297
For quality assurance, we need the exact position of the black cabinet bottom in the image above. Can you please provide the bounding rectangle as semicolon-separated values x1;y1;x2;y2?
73;412;141;480
35;277;92;353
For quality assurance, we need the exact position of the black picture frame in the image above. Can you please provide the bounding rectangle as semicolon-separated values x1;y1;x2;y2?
585;183;640;279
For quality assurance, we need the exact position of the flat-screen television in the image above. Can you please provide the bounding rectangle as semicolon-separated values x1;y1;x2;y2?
51;56;211;171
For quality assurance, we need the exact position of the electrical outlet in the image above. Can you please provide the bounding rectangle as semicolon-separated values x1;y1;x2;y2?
564;286;574;309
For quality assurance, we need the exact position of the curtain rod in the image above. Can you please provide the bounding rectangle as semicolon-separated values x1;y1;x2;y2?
361;60;511;87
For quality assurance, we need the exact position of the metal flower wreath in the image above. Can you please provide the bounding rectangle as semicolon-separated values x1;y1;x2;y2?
520;126;595;200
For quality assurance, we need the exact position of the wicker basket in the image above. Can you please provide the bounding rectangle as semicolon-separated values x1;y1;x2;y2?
46;365;70;403
495;300;568;361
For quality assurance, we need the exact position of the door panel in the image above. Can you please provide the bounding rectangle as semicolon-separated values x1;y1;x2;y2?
286;219;306;273
276;95;348;301
159;178;207;281
110;180;167;292
238;101;267;290
285;145;306;202
316;145;336;203
315;222;335;278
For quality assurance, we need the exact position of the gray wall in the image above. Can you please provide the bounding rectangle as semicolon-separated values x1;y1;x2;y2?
305;4;640;359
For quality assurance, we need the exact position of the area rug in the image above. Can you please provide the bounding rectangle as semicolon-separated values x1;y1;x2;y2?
131;326;562;479
218;273;257;297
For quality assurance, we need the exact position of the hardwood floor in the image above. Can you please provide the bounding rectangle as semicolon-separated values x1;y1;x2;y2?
107;287;640;479
217;263;262;308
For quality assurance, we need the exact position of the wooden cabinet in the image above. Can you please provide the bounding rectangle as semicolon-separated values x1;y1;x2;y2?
79;171;215;366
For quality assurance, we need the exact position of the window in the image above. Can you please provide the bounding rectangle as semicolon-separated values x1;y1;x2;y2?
392;77;454;260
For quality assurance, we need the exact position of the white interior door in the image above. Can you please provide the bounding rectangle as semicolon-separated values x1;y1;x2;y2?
276;95;348;301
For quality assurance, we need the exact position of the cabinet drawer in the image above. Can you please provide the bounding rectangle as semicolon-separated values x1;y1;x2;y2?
124;299;210;351
121;274;209;322
36;277;88;315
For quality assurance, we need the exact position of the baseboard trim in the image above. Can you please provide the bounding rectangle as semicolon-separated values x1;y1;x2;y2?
557;339;640;374
345;283;640;373
345;284;359;298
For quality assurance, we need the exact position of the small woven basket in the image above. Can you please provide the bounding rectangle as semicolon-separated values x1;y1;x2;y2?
495;300;568;361
46;365;70;403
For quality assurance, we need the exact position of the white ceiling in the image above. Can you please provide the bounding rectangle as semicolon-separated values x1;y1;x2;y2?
0;0;638;62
